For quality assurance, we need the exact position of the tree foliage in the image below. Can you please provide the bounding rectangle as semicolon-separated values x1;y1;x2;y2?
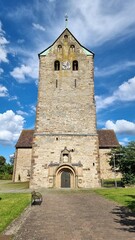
0;155;13;180
109;141;135;185
0;156;6;167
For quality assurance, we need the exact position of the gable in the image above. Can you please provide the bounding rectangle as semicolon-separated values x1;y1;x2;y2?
39;28;94;57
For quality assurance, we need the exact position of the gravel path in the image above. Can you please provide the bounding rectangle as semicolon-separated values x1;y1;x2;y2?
3;190;135;240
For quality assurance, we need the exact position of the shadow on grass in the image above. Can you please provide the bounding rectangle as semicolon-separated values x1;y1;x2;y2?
125;195;135;212
112;195;135;232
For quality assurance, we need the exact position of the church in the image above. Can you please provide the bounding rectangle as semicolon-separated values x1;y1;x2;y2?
13;27;119;189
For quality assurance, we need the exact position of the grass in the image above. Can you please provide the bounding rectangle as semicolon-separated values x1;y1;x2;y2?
101;178;122;188
94;187;135;211
0;180;134;233
0;180;29;191
0;193;31;233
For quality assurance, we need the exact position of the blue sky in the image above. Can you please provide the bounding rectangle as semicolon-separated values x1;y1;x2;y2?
0;0;135;161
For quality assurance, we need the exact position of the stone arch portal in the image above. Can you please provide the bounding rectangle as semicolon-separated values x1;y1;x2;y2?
55;165;76;188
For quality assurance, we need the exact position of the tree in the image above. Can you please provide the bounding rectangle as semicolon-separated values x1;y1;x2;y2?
0;155;13;179
0;156;6;174
0;156;6;167
109;141;135;185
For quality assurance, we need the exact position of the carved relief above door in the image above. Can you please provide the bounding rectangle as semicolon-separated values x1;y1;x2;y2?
60;147;71;164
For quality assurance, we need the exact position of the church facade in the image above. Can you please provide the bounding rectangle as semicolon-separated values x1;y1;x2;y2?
13;28;119;189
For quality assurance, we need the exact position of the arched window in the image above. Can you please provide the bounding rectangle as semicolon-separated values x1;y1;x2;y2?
58;45;62;52
73;60;78;71
64;34;68;39
54;60;60;71
70;45;75;52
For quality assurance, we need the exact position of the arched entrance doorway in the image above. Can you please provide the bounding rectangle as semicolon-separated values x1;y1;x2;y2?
61;169;70;188
55;165;76;188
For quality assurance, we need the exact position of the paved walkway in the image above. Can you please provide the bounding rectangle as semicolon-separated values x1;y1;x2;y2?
3;190;135;240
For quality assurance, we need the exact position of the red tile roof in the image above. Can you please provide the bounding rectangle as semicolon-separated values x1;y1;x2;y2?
15;129;119;148
97;129;119;148
15;130;34;148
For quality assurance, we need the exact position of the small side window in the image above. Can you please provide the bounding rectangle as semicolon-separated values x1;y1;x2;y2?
58;45;62;52
75;79;77;88
64;34;68;39
73;60;78;71
70;45;75;52
56;79;58;88
54;60;60;71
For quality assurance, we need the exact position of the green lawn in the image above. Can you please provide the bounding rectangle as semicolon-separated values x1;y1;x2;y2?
0;182;134;233
94;187;135;211
0;180;29;191
0;193;31;233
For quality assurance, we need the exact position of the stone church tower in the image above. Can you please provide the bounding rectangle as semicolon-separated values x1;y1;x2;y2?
30;28;101;188
13;27;120;188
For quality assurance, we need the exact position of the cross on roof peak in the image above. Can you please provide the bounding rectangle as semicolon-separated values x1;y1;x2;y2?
65;13;68;28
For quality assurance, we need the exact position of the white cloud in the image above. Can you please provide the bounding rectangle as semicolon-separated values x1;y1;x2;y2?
105;119;135;135
0;45;8;63
95;61;135;77
8;1;135;86
119;137;130;146
10;64;37;83
17;39;25;44
0;68;4;75
32;23;46;32
16;110;28;116
5;1;135;48
8;95;18;101
0;85;8;97
0;36;9;45
0;21;9;63
29;104;36;114
69;0;135;46
95;95;115;111
9;43;39;83
96;76;135;111
0;110;25;145
114;76;135;101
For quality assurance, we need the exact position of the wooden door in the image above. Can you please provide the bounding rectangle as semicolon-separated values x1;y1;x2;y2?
61;170;70;188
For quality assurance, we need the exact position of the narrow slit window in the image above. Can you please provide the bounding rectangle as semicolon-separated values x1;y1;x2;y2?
75;79;77;88
56;79;58;88
54;60;60;71
73;60;78;71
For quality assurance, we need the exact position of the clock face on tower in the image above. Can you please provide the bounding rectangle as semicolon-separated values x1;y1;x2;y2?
62;61;71;70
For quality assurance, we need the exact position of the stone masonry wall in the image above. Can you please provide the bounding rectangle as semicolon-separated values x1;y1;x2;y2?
13;148;32;182
99;148;121;179
30;134;100;188
35;29;96;135
31;29;100;188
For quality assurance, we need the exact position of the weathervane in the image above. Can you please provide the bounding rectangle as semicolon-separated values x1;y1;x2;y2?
65;13;68;28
